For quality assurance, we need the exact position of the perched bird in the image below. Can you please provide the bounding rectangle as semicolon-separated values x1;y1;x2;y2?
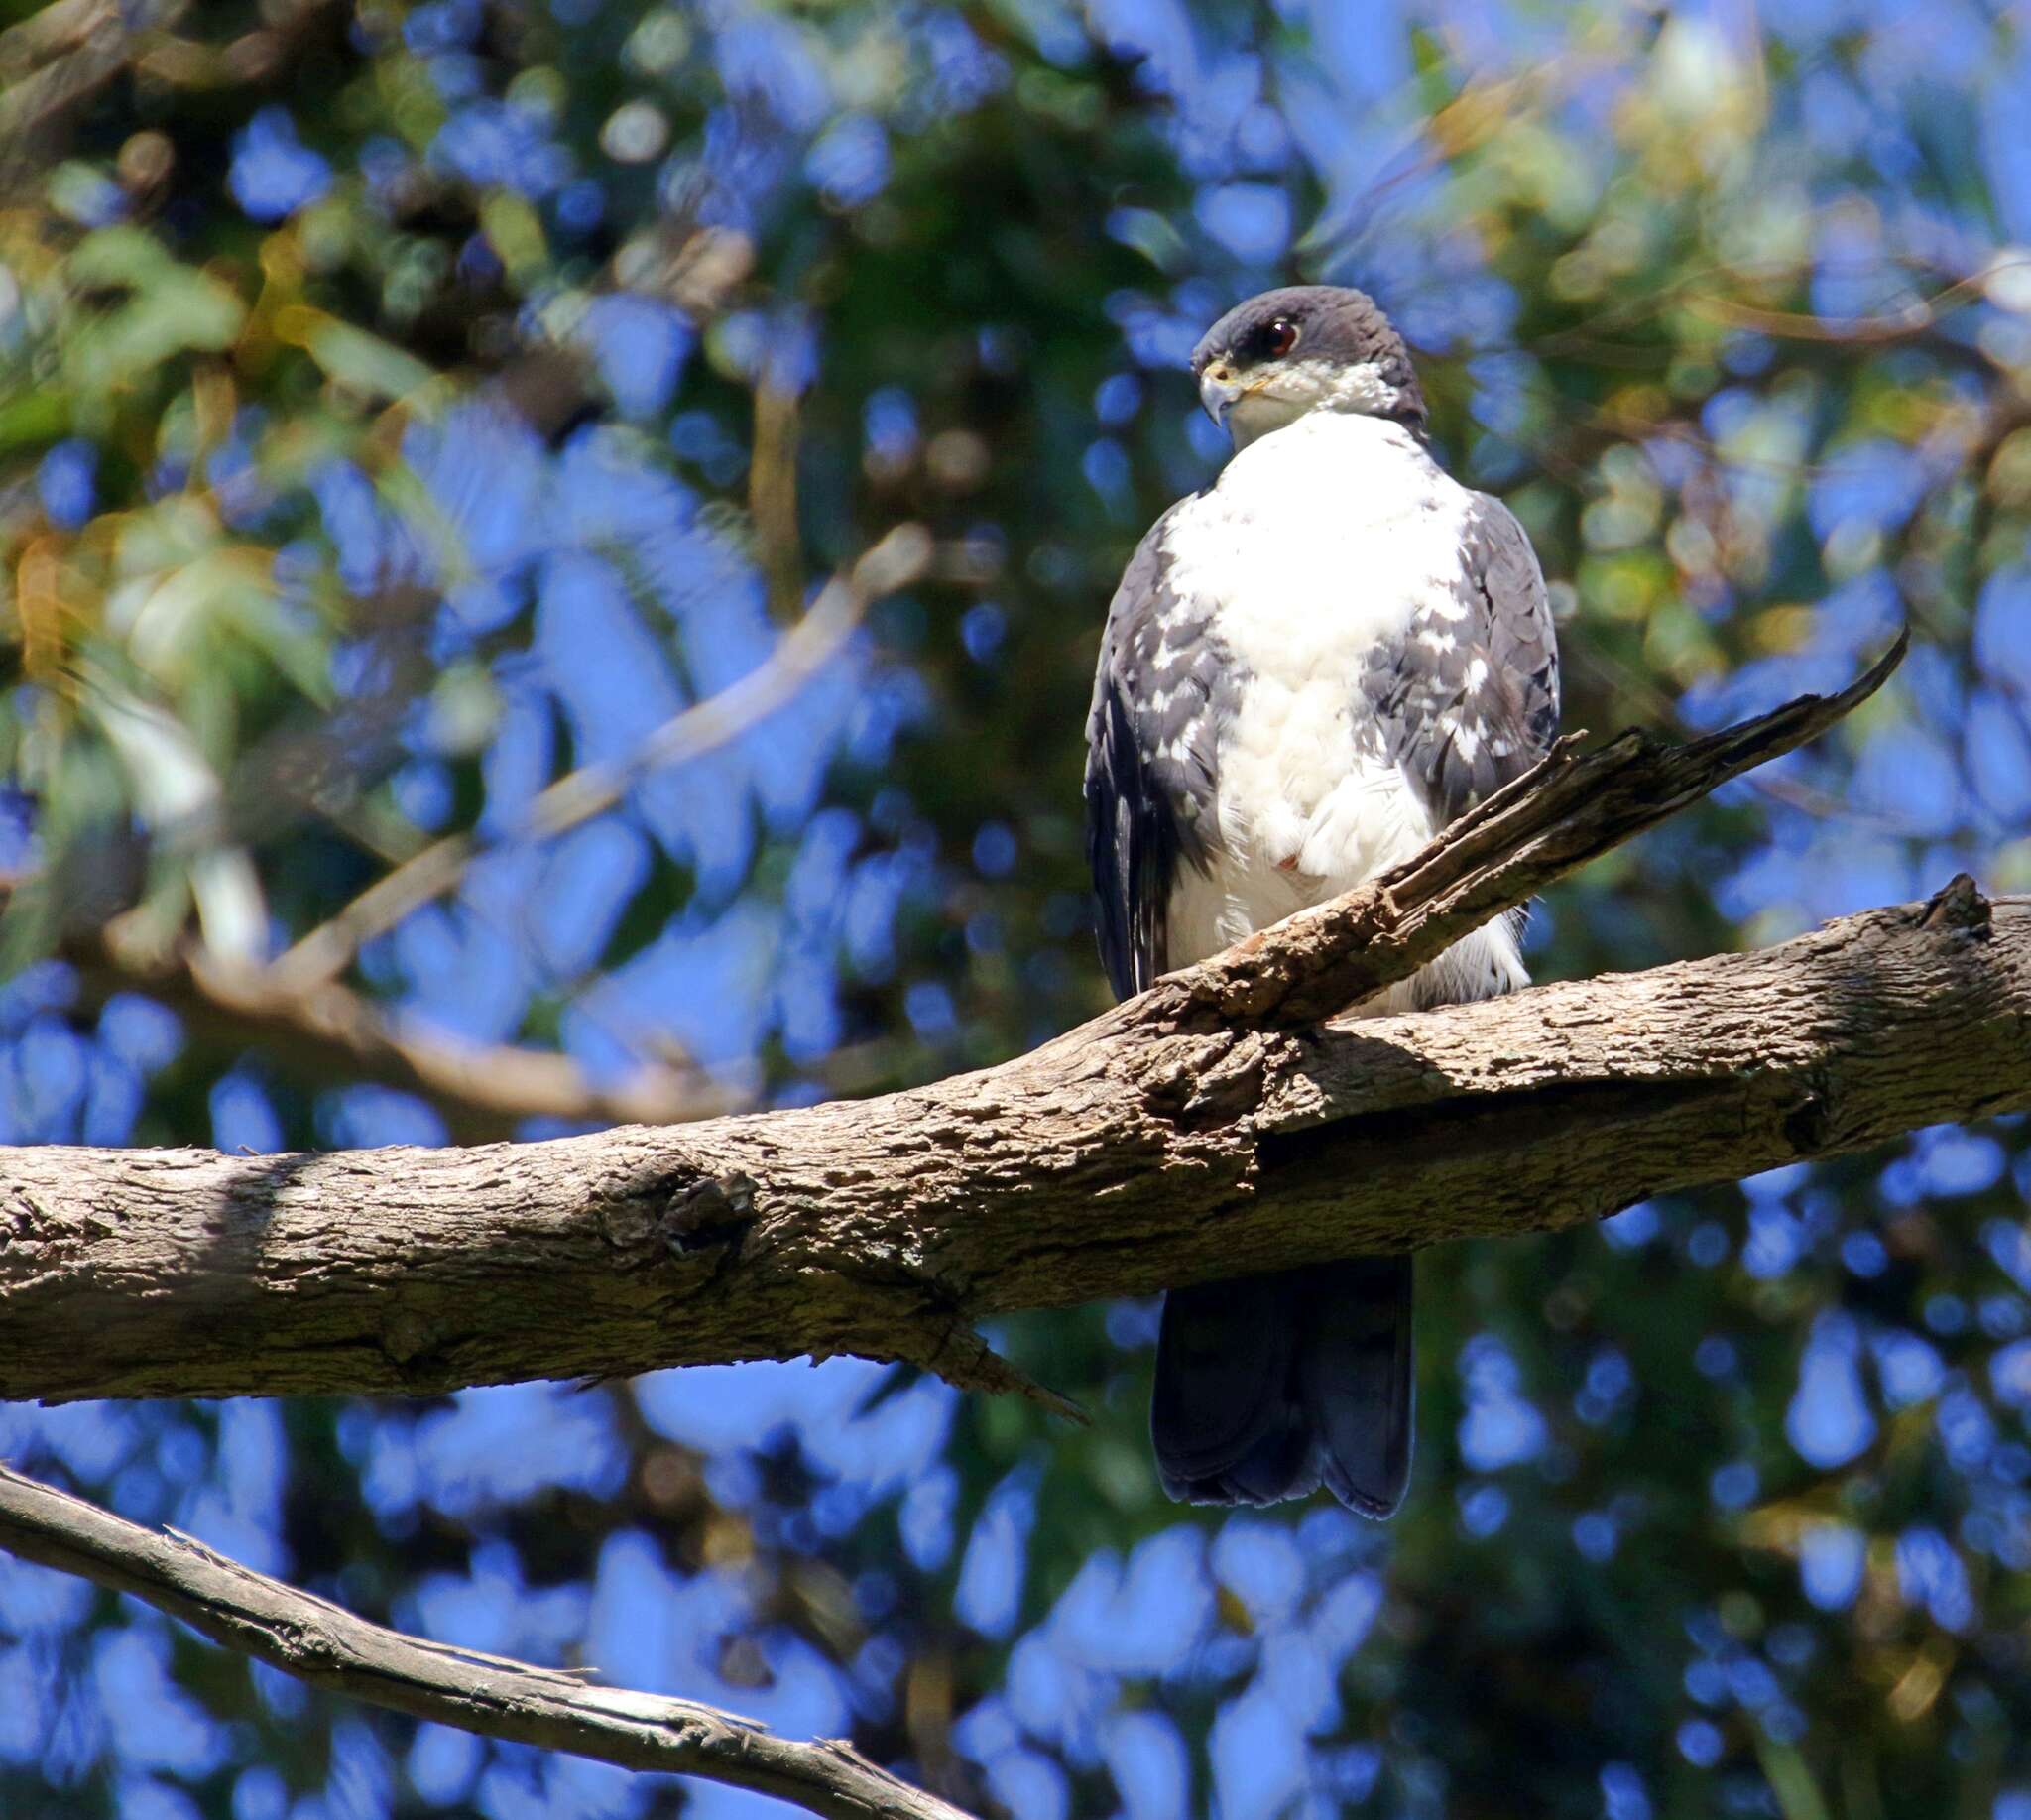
1083;286;1561;1515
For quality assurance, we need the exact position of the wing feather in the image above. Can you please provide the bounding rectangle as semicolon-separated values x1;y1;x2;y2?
1083;508;1227;999
1362;491;1561;824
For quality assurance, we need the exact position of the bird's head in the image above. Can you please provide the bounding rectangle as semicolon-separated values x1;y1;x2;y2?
1190;285;1427;451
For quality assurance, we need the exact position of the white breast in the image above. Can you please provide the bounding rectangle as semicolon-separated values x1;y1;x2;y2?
1159;412;1526;1010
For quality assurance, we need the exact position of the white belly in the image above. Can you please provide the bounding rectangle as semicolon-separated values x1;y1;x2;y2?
1158;411;1528;1012
1168;831;1529;1016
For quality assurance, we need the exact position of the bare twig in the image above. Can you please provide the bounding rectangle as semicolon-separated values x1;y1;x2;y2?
0;1465;976;1820
270;524;933;995
751;377;805;622
0;2;189;190
1680;274;1989;345
66;930;742;1143
34;523;939;1137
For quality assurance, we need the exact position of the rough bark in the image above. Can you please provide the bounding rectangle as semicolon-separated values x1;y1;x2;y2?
0;636;2016;1820
9;637;2008;1411
0;1465;976;1820
2;869;2024;1407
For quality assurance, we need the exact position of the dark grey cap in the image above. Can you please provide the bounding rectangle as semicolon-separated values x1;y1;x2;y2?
1190;285;1426;427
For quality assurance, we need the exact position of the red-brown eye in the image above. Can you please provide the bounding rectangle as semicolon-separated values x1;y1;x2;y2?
1264;317;1300;358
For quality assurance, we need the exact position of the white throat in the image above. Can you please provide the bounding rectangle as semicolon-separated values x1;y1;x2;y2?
1226;392;1311;449
1223;357;1408;451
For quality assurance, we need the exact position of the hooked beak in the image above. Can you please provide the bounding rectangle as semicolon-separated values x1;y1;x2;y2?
1198;366;1244;431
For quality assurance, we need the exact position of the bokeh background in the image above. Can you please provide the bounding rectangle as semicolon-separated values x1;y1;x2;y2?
3;0;2030;1816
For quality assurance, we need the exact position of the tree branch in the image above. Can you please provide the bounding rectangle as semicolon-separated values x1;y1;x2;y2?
63;934;746;1144
26;526;943;1139
269;524;934;995
1156;630;1906;1027
10;645;2021;1414
0;1465;975;1820
0;2;187;192
4;879;2020;1403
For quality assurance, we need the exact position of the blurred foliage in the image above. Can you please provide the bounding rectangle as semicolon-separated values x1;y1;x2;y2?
3;2;2031;1818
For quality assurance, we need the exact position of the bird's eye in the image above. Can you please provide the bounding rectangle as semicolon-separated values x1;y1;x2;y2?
1264;317;1300;358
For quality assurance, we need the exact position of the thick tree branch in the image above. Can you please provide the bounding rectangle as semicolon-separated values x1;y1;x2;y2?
0;1465;974;1820
3;881;2021;1404
8;646;2021;1413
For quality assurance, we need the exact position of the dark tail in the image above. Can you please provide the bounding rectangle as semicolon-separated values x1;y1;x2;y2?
1149;1255;1413;1516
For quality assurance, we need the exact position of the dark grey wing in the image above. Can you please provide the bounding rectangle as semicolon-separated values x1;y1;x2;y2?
1362;492;1560;824
1083;506;1227;1000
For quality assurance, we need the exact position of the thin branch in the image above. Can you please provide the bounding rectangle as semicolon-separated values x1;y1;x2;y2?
0;1465;976;1820
751;376;805;623
269;524;933;995
9;646;2020;1415
1680;273;1990;345
1154;630;1906;1028
0;2;189;191
64;932;744;1143
16;518;944;1138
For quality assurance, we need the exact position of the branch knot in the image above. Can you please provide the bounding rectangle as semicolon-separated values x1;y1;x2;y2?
1920;873;1991;936
666;1173;758;1254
